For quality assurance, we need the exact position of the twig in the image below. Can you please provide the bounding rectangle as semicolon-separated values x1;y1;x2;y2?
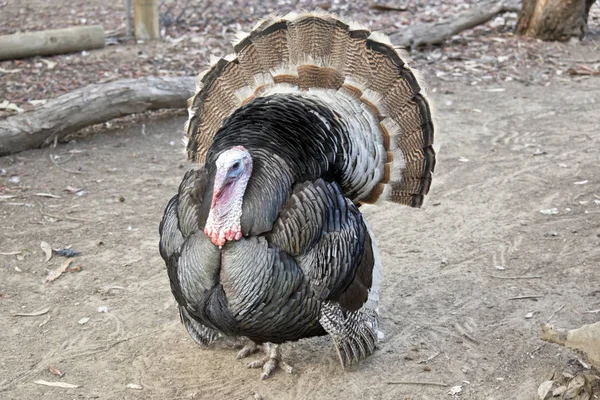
370;2;409;12
454;323;480;344
545;305;565;323
585;309;600;314
39;203;98;223
508;295;544;300
50;154;84;174
418;351;442;364
387;380;449;387
531;343;547;354
489;275;543;280
52;153;74;165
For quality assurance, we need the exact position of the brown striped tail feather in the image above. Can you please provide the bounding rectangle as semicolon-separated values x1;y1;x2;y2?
185;11;436;208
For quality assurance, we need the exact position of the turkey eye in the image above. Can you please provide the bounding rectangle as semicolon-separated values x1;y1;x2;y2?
232;162;240;170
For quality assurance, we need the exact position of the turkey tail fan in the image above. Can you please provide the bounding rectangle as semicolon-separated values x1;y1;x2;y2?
185;11;436;208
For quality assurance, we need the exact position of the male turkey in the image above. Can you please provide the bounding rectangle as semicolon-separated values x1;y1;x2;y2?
159;11;435;379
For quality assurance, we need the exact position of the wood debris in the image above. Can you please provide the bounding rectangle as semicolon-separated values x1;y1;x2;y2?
541;322;600;369
33;380;79;389
35;193;61;198
13;307;50;317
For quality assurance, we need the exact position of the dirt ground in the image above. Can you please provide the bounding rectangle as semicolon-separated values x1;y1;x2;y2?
2;0;600;398
1;71;600;399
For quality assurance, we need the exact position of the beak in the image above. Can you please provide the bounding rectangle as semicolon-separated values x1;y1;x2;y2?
211;171;230;208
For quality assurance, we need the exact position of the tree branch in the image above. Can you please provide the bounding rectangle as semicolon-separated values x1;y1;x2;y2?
391;0;522;49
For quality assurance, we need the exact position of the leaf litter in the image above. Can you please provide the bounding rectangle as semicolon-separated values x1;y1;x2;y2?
40;241;52;263
45;259;73;283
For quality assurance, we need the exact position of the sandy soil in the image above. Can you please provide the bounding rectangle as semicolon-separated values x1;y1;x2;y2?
1;75;599;399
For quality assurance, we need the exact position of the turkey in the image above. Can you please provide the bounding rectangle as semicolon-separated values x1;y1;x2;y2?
159;11;435;379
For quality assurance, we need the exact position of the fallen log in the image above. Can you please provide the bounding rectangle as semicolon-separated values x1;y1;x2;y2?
0;76;196;156
0;26;105;61
390;0;521;49
541;322;600;369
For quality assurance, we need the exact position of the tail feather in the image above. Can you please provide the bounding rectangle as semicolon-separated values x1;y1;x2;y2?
186;11;436;208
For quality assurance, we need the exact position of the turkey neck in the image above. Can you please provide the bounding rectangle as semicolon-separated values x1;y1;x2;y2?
202;94;345;236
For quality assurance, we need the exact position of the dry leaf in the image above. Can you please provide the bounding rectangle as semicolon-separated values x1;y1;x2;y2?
64;186;82;194
45;259;73;283
41;241;52;263
39;315;51;327
48;365;64;377
0;100;24;113
40;59;57;70
13;307;50;317
33;380;79;389
78;317;90;325
67;265;82;273
537;380;554;400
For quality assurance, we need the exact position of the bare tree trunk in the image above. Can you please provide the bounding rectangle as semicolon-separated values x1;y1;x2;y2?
0;76;195;156
516;0;597;40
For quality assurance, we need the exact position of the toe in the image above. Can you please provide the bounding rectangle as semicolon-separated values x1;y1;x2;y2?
247;356;268;369
260;358;278;380
236;343;260;359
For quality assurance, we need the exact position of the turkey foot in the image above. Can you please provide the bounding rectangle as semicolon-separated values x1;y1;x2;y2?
236;342;261;359
246;343;293;380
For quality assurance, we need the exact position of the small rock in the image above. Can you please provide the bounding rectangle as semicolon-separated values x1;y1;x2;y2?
78;317;90;325
97;306;108;313
126;383;143;390
540;208;559;215
525;312;534;319
448;385;462;395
